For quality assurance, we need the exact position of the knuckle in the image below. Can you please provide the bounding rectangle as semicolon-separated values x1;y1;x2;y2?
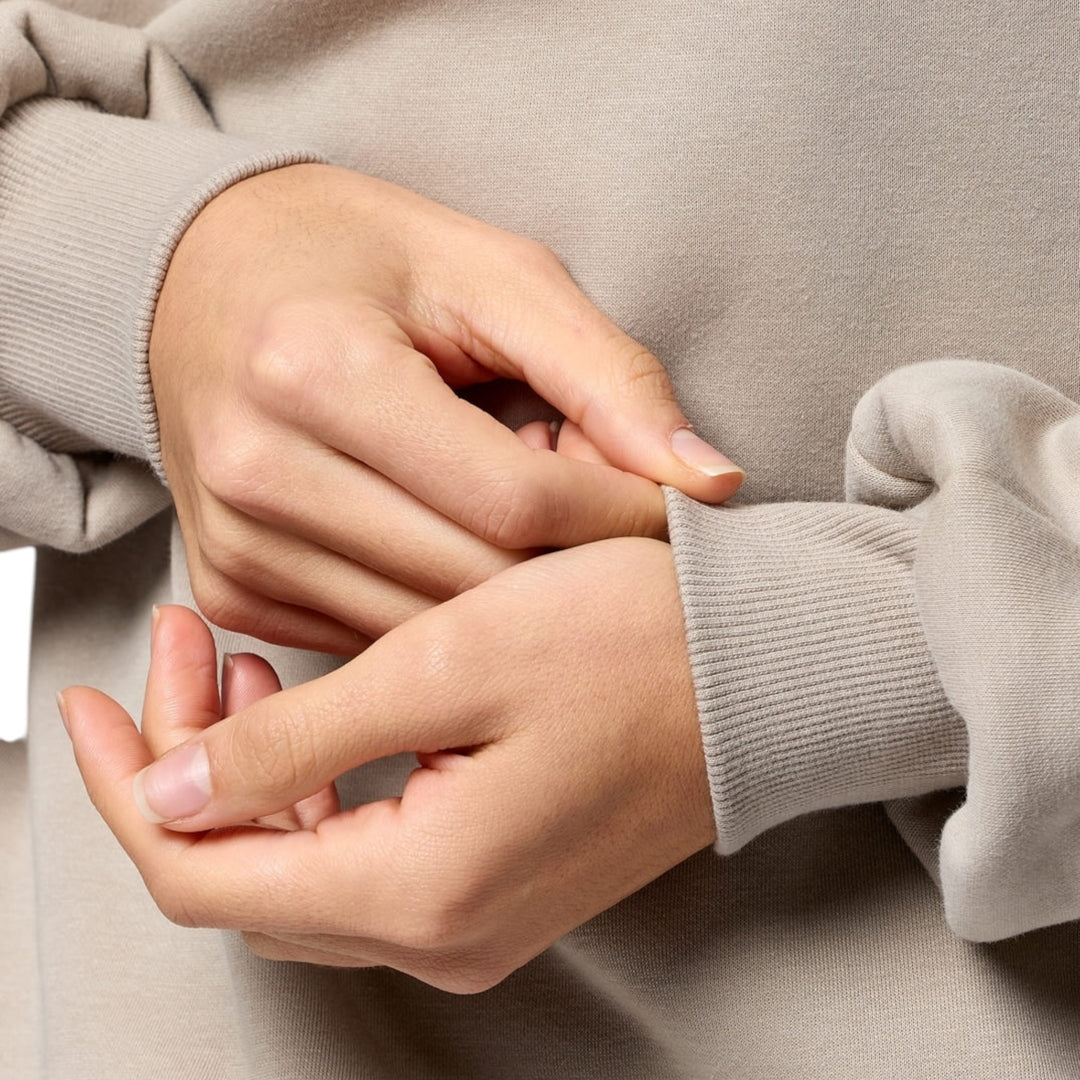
394;904;472;958
388;851;507;970
613;344;675;400
242;299;333;404
196;427;276;511
197;595;310;652
241;931;286;961
460;471;552;549
188;543;288;642
508;235;564;278
576;341;677;438
385;858;476;956
433;961;513;996
196;519;271;589
246;337;317;409
190;576;246;635
412;942;519;995
194;515;247;576
222;707;312;798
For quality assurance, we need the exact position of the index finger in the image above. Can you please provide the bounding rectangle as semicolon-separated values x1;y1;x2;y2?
255;308;670;548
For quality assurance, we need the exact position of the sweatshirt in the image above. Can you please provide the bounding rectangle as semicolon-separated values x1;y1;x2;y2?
1;2;1077;1076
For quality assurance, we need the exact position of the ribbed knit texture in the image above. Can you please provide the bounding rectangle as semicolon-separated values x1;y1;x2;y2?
669;360;1080;942
0;4;322;549
3;2;1080;1077
666;493;967;855
0;99;319;466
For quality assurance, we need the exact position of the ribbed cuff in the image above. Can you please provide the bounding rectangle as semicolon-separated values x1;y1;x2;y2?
0;96;324;474
665;490;967;855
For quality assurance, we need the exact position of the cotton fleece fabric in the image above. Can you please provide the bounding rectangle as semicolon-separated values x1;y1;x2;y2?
0;1;1078;1077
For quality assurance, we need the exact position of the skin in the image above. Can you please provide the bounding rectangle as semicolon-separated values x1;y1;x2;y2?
61;541;715;993
150;163;743;655
61;165;738;990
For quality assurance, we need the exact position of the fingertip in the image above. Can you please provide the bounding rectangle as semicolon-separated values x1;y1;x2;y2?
220;652;235;707
678;463;747;505
292;785;341;829
515;419;556;451
554;420;611;466
57;689;71;736
568;388;745;500
149;605;219;696
61;684;120;732
221;652;283;716
713;467;747;502
669;428;737;474
61;685;151;782
152;603;214;648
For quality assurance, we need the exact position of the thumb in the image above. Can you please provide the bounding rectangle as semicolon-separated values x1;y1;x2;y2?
124;601;481;831
222;652;341;831
553;350;744;503
465;255;745;502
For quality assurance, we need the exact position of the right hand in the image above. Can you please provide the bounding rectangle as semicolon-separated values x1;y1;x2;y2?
64;538;714;992
150;164;744;654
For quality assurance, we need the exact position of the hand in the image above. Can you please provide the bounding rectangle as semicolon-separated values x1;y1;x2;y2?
150;164;743;654
137;606;339;832
61;538;716;992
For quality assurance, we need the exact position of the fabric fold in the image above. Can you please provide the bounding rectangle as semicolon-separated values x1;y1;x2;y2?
669;359;1080;942
0;3;322;550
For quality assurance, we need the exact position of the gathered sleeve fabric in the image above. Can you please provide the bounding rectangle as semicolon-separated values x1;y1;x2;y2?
667;359;1080;942
0;1;321;552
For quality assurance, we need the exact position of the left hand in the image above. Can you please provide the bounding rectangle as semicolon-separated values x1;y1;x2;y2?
60;538;715;992
149;164;742;654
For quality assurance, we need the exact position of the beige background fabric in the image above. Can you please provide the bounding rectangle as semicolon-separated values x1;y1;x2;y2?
0;1;1077;1076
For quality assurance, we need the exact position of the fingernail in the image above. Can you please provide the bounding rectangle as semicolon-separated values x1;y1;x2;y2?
221;653;234;703
132;744;211;823
671;428;745;478
56;691;70;736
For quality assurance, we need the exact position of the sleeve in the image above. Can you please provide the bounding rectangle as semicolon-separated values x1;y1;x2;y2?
666;358;1080;942
0;1;323;553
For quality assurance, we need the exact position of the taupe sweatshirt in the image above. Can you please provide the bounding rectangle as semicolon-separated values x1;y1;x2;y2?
1;2;1077;1077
